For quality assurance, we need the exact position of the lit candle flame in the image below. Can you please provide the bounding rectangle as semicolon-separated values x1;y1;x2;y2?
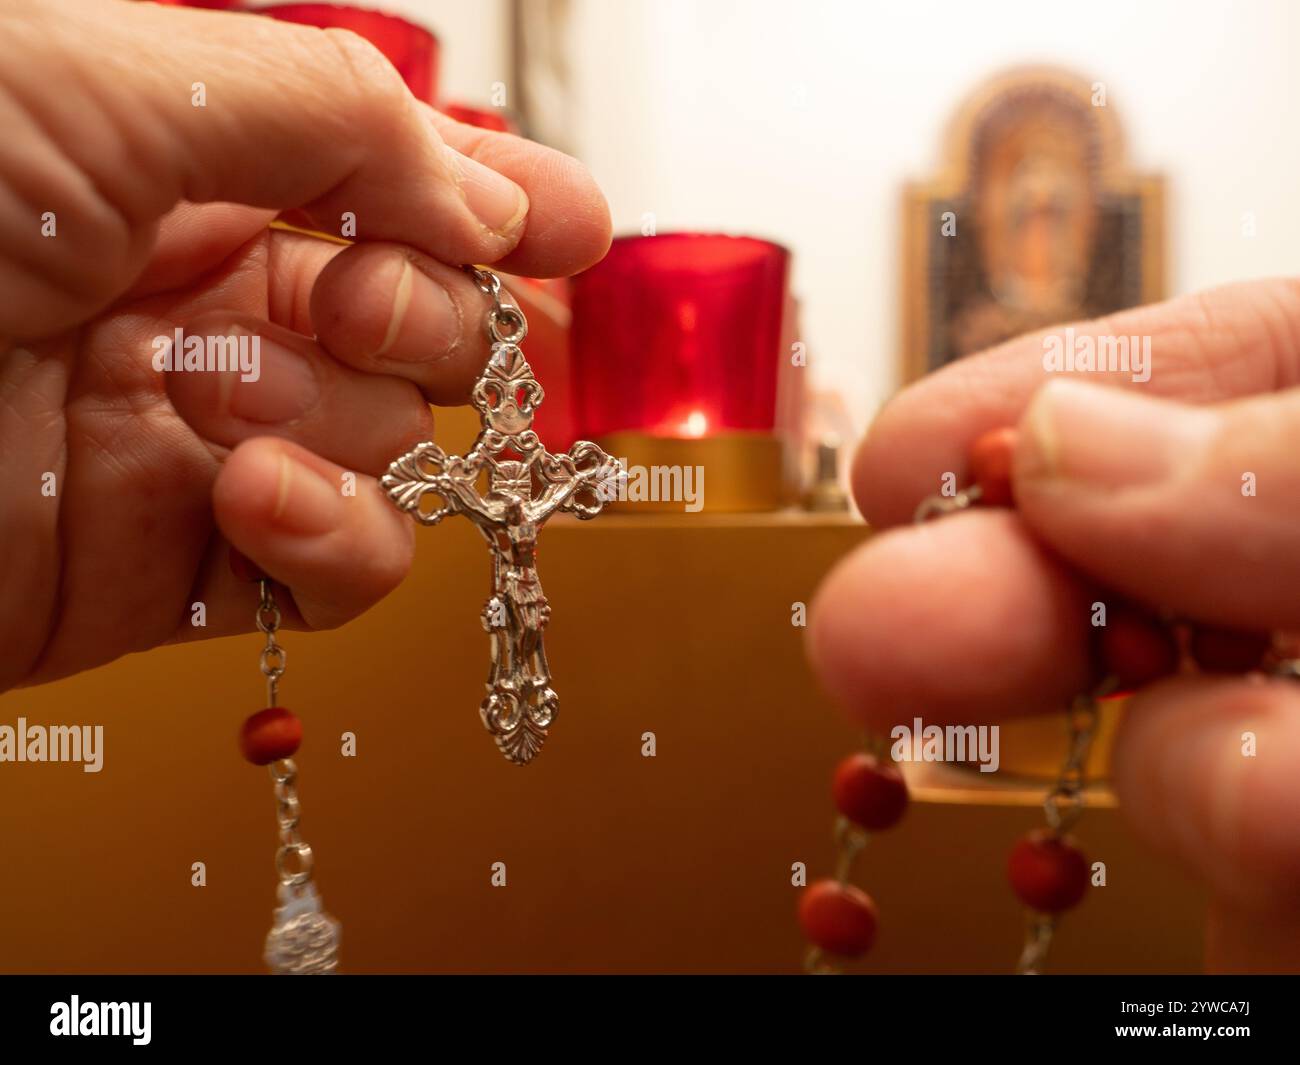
680;410;708;437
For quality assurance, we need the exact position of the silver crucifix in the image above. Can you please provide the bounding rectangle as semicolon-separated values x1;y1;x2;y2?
381;268;620;765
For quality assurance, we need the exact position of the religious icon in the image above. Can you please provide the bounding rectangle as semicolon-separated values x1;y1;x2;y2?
381;269;621;765
901;66;1165;380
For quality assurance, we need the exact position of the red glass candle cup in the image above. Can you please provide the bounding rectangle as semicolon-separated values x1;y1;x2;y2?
258;4;440;103
570;234;790;441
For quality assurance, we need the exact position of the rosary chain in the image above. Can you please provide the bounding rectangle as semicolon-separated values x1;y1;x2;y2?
256;578;286;706
805;735;884;976
1016;686;1102;974
270;758;314;890
254;581;314;893
465;264;501;301
912;474;1102;974
1042;691;1099;835
464;265;528;345
804;817;872;975
1016;915;1057;976
833;816;870;884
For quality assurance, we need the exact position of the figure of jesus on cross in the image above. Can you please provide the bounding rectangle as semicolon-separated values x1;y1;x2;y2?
381;277;621;765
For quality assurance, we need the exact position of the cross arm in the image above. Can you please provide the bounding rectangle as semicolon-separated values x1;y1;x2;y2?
530;441;622;522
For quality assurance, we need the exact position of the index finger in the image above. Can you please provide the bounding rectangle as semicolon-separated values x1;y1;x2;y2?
4;0;610;337
855;279;1300;528
426;106;613;279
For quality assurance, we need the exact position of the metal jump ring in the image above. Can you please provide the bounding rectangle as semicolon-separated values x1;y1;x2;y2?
467;266;501;298
277;795;301;831
260;645;287;677
488;305;528;345
275;841;314;886
1043;787;1084;832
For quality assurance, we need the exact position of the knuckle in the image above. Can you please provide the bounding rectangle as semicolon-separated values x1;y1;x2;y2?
317;28;410;110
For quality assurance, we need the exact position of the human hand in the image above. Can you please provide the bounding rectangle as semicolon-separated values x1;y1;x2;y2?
808;279;1300;972
0;0;610;690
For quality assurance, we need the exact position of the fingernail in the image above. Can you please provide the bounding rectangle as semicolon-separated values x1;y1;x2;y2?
1020;379;1214;489
376;257;414;356
270;452;344;536
375;256;461;360
447;147;528;235
224;327;319;424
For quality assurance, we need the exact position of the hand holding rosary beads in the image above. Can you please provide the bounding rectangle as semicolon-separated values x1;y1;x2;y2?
799;426;1295;974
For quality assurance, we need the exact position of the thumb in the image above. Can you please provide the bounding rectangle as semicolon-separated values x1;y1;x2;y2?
1012;379;1300;629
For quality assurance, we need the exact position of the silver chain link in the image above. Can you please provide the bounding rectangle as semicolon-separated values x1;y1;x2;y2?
1016;915;1057;976
256;579;285;706
1041;691;1099;835
270;758;313;890
832;816;870;883
464;265;528;345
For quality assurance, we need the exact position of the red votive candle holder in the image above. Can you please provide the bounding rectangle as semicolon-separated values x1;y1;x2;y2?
258;3;440;104
571;233;792;512
571;233;789;440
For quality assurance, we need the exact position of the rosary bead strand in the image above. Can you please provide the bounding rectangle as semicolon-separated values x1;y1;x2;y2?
230;554;341;974
1010;689;1099;973
799;740;906;973
916;426;1283;972
914;427;1101;974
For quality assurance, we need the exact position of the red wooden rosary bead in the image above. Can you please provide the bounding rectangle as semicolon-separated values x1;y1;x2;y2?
1189;624;1272;674
798;879;879;957
228;547;267;584
239;706;302;765
1098;604;1179;691
1007;830;1089;914
968;426;1019;507
832;753;909;831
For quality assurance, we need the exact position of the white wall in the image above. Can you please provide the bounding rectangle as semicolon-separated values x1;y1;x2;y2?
563;0;1300;432
390;0;509;107
246;0;511;108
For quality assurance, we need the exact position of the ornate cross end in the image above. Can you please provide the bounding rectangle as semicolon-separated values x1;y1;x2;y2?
380;271;621;765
